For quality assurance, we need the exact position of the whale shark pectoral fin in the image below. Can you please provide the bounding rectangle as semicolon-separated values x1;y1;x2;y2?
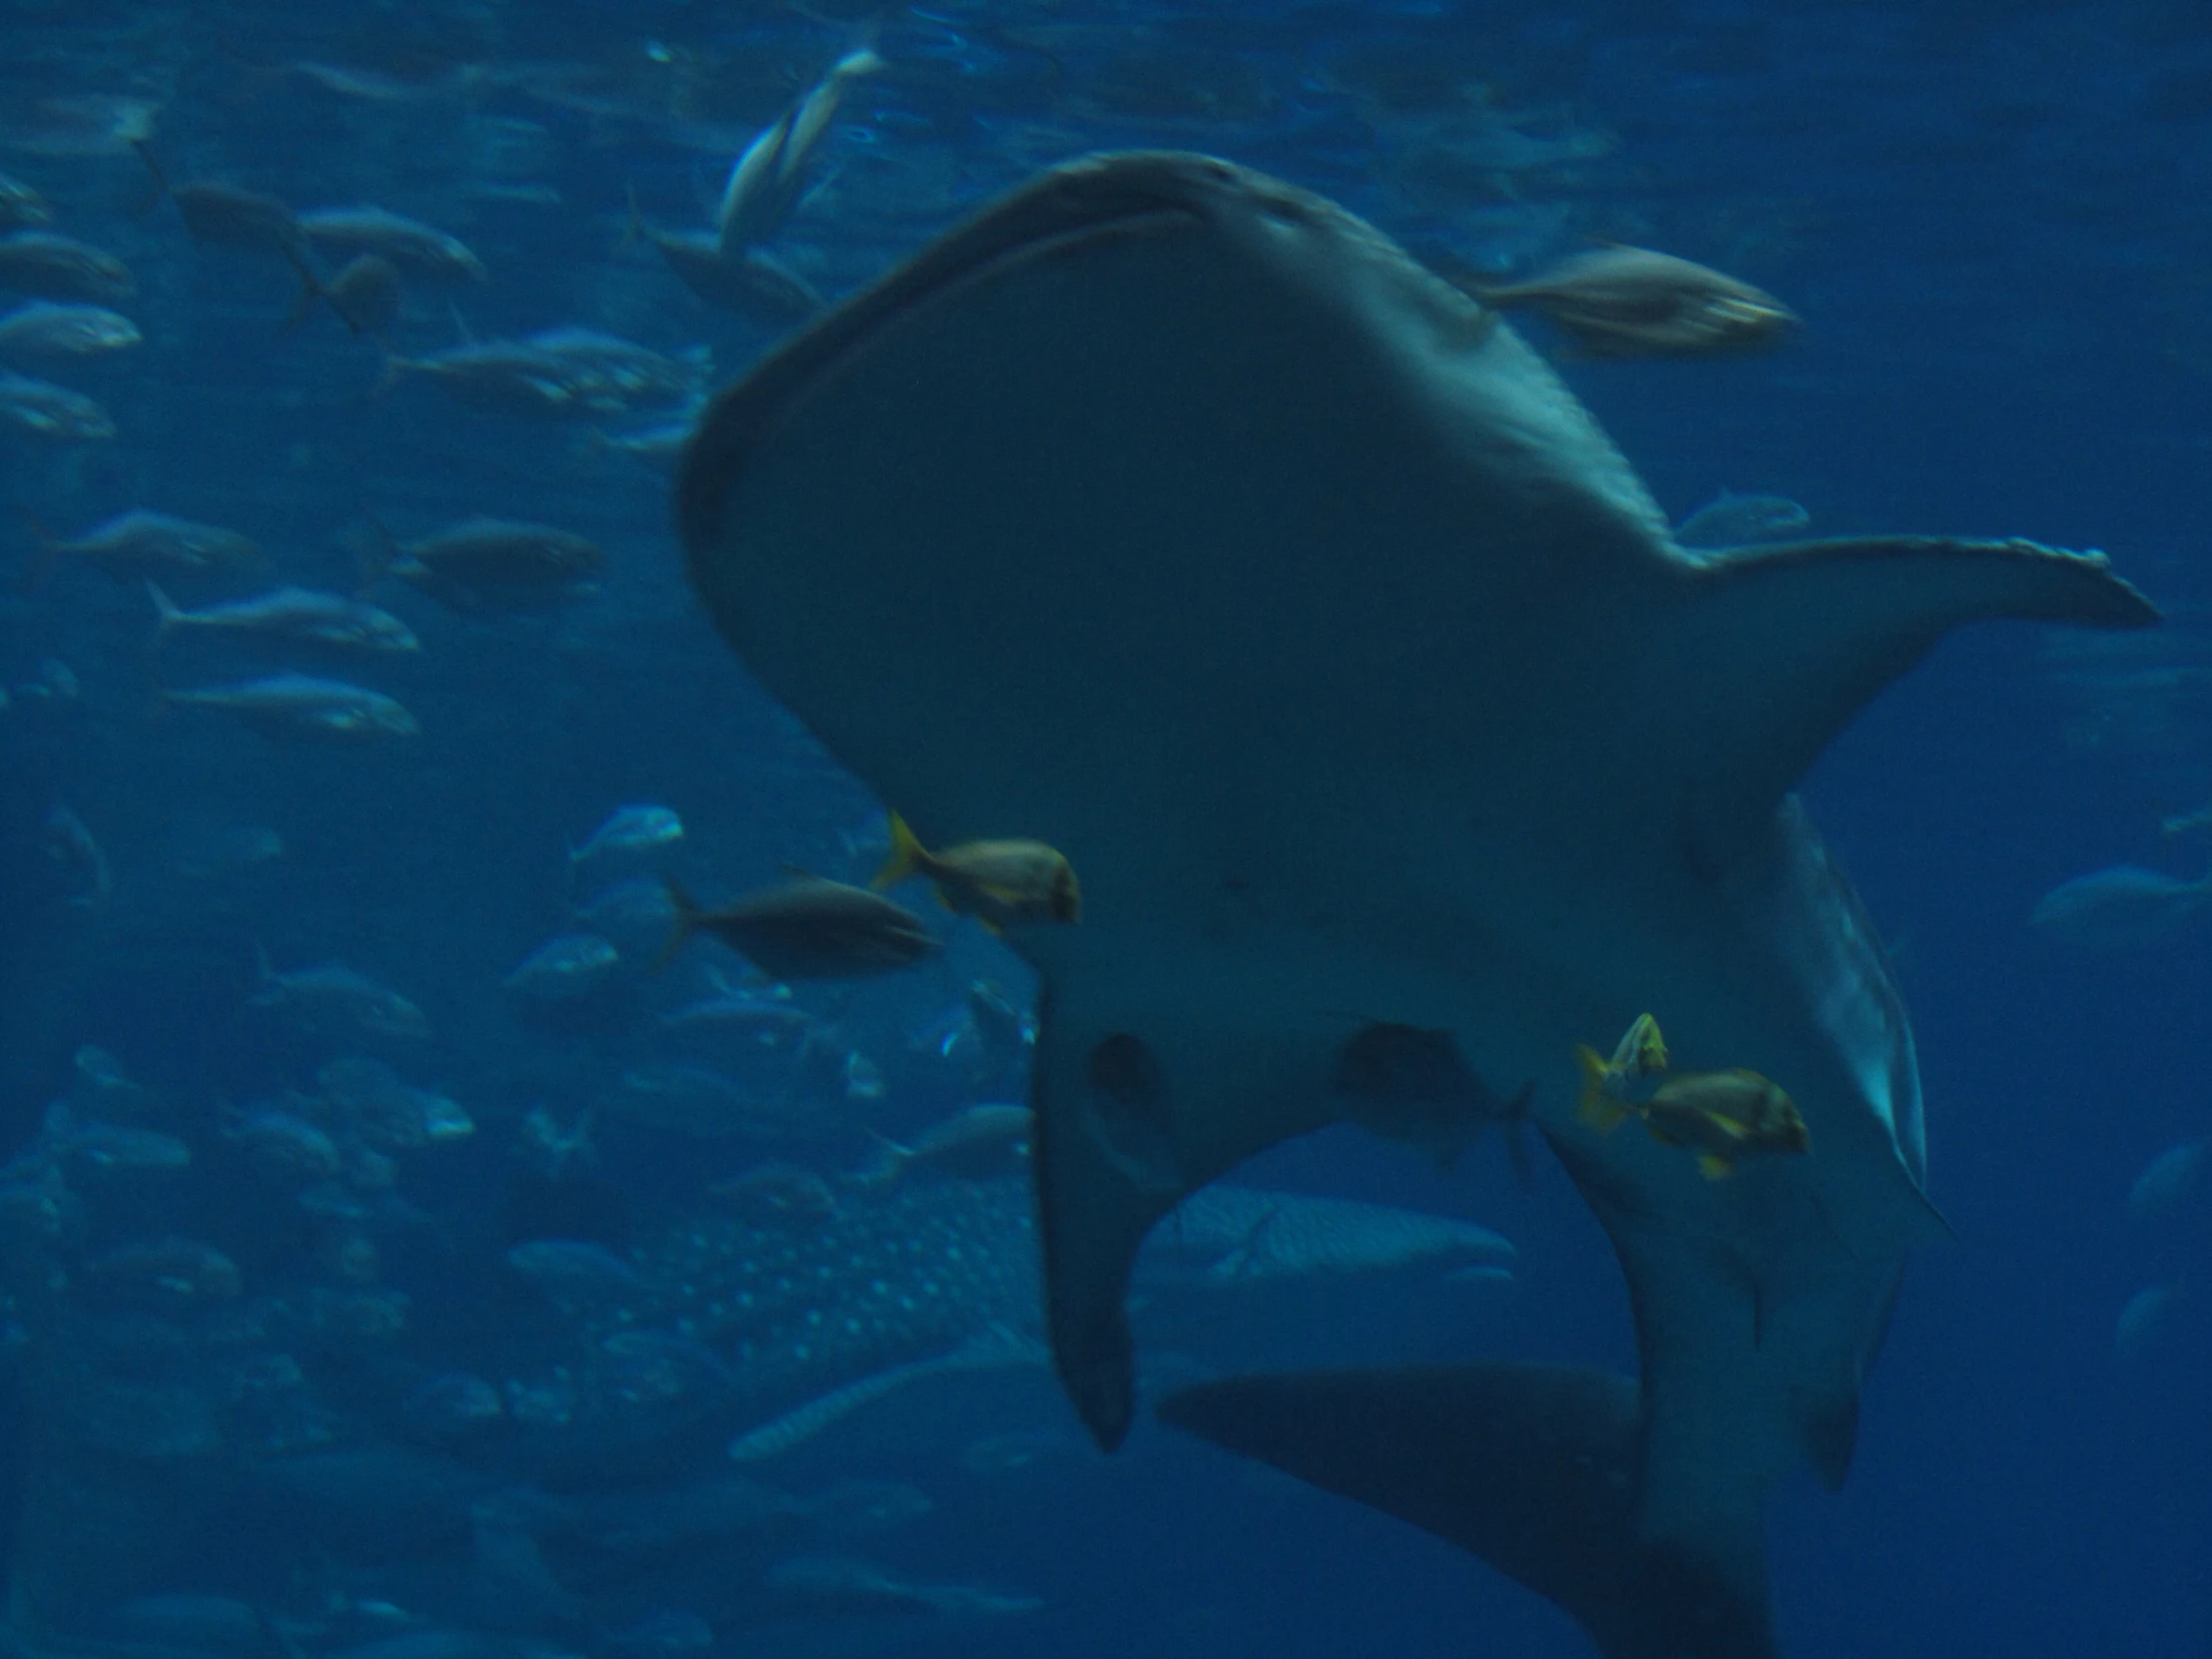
1669;536;2158;880
1158;1364;1777;1659
1028;980;1187;1450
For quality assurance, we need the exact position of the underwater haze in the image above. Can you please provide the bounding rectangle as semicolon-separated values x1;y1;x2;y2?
1;3;2208;1658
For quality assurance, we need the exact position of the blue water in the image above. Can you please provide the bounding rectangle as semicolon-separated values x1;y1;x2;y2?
2;3;2208;1656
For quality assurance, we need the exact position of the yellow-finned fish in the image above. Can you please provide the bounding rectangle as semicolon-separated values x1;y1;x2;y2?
1580;1056;1807;1180
1573;1012;1668;1126
1575;1013;1805;1177
872;813;1080;933
1637;1069;1809;1179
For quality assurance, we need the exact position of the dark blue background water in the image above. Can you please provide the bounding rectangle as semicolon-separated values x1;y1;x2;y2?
2;2;2207;1656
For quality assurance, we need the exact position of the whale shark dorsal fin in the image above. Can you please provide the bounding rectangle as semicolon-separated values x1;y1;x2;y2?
1159;1364;1777;1659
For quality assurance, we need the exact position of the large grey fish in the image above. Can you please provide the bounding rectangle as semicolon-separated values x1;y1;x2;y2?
659;873;936;980
134;145;306;262
674;153;2155;1654
370;515;602;612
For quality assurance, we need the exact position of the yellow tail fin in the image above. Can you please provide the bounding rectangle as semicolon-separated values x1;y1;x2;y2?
1574;1045;1631;1133
1696;1153;1734;1181
872;812;927;890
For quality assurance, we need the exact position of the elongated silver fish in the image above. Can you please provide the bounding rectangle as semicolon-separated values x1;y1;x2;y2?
149;582;418;653
31;510;258;582
166;673;418;741
0;301;140;368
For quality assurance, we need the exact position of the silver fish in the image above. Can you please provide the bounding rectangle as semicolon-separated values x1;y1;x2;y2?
0;171;50;228
381;330;702;419
318;1055;470;1145
1148;1185;1515;1286
0;371;113;439
165;673;419;742
0;301;140;368
252;956;433;1040
1470;245;1798;358
0;95;158;159
149;582;418;653
2028;863;2212;951
0;231;134;302
300;206;487;283
715;46;884;254
32;510;259;581
503;933;622;1000
222;1109;342;1180
570;804;684;864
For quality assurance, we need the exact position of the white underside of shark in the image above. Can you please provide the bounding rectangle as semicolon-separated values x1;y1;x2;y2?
677;152;2154;1657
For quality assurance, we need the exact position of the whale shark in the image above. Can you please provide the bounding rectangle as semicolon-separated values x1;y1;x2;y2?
676;152;2153;1654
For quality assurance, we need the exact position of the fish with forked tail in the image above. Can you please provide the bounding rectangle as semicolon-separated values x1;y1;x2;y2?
873;813;1080;932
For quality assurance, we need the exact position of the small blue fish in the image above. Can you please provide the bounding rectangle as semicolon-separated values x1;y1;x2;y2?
569;805;684;865
503;932;622;1000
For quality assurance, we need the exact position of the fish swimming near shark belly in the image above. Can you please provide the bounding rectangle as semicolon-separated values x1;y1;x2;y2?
676;152;2156;1654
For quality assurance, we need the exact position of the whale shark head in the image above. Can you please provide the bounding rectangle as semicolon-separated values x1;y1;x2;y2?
677;151;2153;1654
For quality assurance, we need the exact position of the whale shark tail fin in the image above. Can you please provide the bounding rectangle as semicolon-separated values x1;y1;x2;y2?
1157;1363;1776;1659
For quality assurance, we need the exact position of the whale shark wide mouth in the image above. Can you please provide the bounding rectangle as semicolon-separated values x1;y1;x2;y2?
676;154;1246;555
